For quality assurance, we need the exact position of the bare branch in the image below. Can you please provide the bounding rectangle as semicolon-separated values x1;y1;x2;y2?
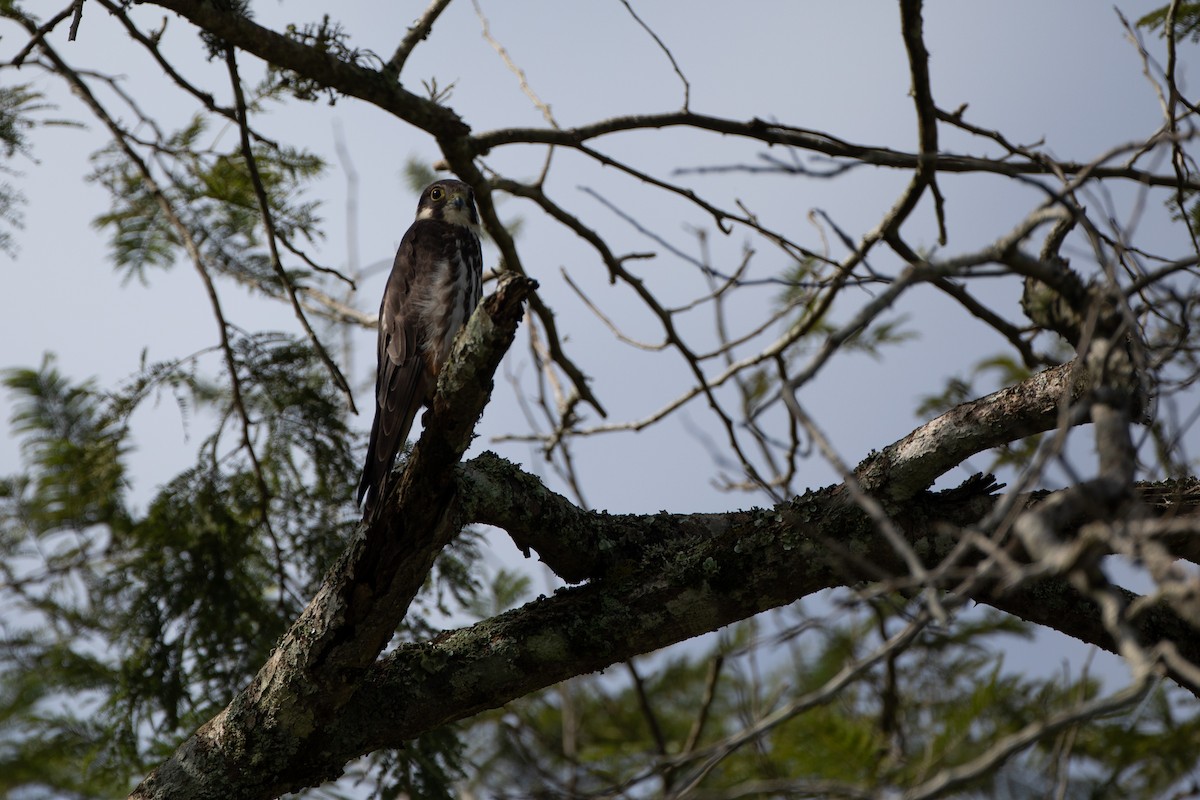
9;1;77;66
472;0;558;128
898;0;947;244
615;0;690;111
472;112;1200;190
222;45;358;412
385;0;453;75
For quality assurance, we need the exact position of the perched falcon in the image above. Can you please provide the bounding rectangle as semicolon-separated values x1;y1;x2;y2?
357;179;484;518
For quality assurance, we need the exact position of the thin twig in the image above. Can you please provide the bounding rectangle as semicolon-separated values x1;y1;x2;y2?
10;2;78;66
385;0;453;75
615;0;690;110
222;45;358;413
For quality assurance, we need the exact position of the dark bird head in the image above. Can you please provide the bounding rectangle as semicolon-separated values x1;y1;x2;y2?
414;179;481;234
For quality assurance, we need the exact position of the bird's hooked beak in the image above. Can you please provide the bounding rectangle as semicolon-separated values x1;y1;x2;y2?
449;189;481;232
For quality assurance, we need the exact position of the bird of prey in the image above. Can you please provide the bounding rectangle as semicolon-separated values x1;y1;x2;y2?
357;179;484;518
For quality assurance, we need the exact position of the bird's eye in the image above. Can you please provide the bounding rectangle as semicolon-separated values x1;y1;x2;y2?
429;187;444;201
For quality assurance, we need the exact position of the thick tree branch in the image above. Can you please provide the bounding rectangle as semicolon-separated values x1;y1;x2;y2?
258;467;1200;788
146;0;469;138
856;360;1090;503
468;355;1103;583
129;274;536;800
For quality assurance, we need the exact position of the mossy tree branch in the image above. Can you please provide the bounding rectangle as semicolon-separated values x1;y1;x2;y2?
129;274;537;800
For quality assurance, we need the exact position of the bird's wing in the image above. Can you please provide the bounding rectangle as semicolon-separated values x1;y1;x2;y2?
357;231;431;516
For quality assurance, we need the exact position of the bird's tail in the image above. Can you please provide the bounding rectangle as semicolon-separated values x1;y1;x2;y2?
357;367;427;521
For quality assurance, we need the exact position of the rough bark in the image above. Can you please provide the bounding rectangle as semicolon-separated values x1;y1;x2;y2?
855;360;1090;504
128;273;537;800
